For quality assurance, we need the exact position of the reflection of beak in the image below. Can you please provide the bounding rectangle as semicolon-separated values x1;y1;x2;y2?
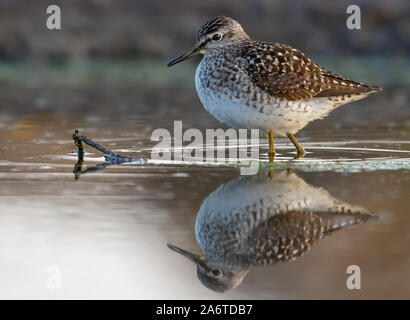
167;46;201;67
167;243;204;266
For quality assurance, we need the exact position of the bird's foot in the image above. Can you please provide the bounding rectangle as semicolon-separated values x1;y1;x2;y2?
293;148;305;159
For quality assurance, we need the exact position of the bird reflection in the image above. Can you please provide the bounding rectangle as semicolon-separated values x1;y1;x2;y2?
168;169;375;293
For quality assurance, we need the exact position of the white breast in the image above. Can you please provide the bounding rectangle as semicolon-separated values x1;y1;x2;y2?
195;55;340;136
195;56;272;131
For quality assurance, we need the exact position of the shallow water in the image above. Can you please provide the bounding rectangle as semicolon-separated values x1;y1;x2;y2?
0;114;409;299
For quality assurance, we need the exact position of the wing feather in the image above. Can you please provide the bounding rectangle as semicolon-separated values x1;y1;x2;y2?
242;42;381;101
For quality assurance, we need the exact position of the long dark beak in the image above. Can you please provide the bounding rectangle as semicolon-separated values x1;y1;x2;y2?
167;46;201;67
167;243;204;266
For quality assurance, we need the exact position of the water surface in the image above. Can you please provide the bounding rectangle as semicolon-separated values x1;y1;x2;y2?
0;114;409;299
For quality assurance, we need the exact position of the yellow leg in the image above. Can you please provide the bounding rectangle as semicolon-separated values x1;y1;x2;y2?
287;133;305;158
268;130;275;162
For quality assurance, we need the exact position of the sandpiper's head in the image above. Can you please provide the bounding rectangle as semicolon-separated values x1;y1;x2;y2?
167;16;249;67
167;243;249;293
196;16;249;51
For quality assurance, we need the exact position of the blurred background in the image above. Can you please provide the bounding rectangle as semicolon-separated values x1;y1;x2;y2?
0;0;408;132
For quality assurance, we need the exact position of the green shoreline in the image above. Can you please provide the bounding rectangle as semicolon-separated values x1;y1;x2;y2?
0;56;408;88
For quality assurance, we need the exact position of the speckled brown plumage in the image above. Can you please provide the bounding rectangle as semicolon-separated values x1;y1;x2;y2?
197;203;373;267
242;41;381;101
168;170;375;293
168;15;382;149
195;16;381;102
236;209;372;266
194;169;376;267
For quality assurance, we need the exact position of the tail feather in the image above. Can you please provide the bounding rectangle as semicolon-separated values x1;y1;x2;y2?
315;70;382;97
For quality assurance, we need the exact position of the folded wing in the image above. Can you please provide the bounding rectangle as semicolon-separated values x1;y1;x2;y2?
242;42;381;101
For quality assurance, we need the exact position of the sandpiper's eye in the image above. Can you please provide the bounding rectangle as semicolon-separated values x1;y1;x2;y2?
211;269;222;277
211;33;222;42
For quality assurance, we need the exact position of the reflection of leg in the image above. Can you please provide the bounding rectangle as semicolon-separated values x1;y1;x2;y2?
268;130;275;162
287;133;305;158
268;167;274;179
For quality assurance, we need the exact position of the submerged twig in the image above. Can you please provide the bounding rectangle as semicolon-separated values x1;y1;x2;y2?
72;129;147;179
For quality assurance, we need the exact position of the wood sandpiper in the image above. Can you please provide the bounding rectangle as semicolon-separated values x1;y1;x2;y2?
168;169;374;292
167;16;382;158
